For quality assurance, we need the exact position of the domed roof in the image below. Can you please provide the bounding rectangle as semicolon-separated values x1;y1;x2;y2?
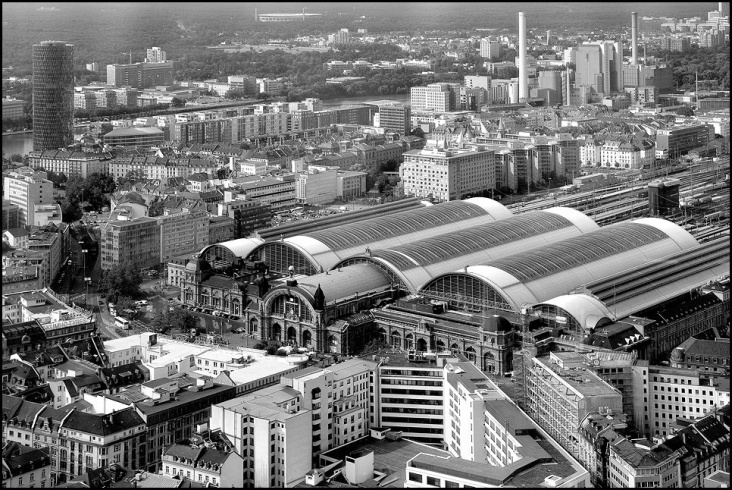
484;315;513;333
670;347;685;362
186;254;212;273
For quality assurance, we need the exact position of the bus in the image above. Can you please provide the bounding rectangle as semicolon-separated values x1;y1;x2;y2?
114;316;130;330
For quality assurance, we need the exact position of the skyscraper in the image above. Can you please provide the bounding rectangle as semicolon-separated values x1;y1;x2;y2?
518;12;528;102
32;41;74;151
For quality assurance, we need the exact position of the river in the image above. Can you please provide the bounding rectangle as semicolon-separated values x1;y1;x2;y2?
1;94;411;155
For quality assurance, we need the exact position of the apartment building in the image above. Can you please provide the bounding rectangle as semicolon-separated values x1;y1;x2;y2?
400;146;496;201
99;217;160;271
3;171;53;228
1;442;52;488
607;405;730;487
525;352;623;462
632;361;730;439
281;358;377;459
410;83;459;112
107;155;219;182
480;38;500;59
162;440;243;488
371;353;447;445
156;209;210;265
1;395;145;486
670;337;730;376
210;384;312;488
577;410;629;487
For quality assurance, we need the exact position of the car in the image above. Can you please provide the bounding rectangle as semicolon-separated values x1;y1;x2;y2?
135;300;149;307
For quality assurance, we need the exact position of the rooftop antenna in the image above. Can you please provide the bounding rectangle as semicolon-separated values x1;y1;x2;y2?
129;50;132;65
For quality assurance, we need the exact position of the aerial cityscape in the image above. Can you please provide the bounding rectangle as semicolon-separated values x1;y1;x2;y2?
1;2;730;488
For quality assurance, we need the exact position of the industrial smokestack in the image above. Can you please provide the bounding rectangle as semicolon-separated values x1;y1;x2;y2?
720;2;724;15
631;12;638;66
519;12;528;101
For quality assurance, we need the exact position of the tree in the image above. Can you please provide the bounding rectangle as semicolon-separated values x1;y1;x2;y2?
150;308;198;334
148;199;165;217
410;127;425;139
99;123;114;136
256;92;271;100
9;154;24;163
60;199;83;223
114;296;137;319
99;261;143;301
170;97;186;107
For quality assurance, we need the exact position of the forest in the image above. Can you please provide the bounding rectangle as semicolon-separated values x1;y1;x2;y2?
652;44;730;91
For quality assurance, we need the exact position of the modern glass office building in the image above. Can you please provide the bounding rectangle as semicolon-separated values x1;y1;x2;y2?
32;41;74;151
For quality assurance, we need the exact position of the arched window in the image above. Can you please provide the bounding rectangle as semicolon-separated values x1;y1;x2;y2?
390;331;401;349
270;294;313;322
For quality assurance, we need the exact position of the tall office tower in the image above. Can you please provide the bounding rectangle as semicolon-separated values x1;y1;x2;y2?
537;70;563;105
32;41;74;151
613;40;623;90
631;12;639;65
480;38;500;60
598;42;621;93
145;46;166;63
576;45;604;94
518;12;528;101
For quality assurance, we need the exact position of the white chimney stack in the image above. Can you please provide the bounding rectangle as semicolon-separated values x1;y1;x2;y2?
631;12;638;66
719;2;724;14
518;12;528;102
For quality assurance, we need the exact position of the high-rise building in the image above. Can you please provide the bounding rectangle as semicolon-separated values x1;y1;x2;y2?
538;70;563;105
518;12;528;101
32;41;74;151
3;171;53;228
375;102;411;135
575;43;622;97
480;38;500;60
145;46;167;63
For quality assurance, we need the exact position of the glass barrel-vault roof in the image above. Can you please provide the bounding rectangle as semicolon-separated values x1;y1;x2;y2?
484;222;671;283
301;199;508;251
370;212;575;269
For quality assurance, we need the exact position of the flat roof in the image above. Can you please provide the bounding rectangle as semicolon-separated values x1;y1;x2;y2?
320;436;451;488
534;355;619;398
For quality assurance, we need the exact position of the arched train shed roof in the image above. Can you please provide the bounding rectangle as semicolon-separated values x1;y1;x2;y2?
249;198;512;272
420;218;699;312
275;263;393;307
535;294;616;331
200;238;264;265
335;207;598;293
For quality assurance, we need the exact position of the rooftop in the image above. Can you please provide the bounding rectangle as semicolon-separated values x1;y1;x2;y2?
319;435;450;488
